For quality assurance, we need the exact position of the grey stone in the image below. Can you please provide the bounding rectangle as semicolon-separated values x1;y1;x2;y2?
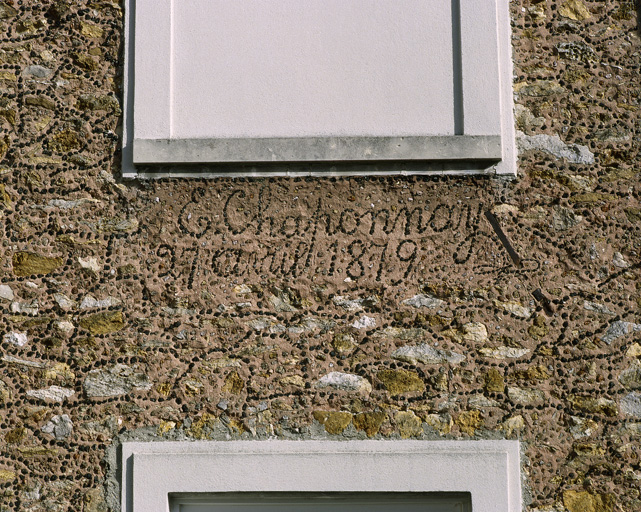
42;414;73;440
30;198;101;211
83;364;152;398
402;294;445;309
552;206;583;231
287;316;336;334
332;295;378;312
3;331;28;347
0;284;14;301
268;293;298;312
507;386;546;404
247;316;286;333
391;344;465;365
3;355;47;368
24;65;53;78
27;386;75;402
315;372;372;393
601;321;641;345
583;301;614;315
621;392;641;418
217;399;229;411
372;327;428;340
555;41;598;64
516;131;595;164
468;394;501;409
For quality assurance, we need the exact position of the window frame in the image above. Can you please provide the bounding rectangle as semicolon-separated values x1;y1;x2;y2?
120;440;522;512
122;0;516;177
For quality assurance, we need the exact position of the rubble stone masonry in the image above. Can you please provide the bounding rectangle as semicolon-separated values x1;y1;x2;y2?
0;1;640;511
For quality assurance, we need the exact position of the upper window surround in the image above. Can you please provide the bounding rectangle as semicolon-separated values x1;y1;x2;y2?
120;440;523;512
122;0;516;178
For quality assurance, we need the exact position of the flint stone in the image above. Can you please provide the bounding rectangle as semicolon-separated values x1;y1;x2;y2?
83;364;152;398
54;293;76;311
27;386;75;402
402;294;445;309
42;414;73;440
392;344;465;365
0;284;14;301
351;316;376;330
315;372;372;393
79;295;121;309
3;331;28;347
11;300;39;315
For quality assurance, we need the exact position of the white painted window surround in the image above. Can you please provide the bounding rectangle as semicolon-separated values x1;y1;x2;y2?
120;440;522;512
122;0;516;177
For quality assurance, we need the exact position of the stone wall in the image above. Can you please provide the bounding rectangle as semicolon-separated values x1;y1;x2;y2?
0;1;639;511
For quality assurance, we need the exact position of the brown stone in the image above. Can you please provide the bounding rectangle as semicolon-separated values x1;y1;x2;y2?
0;108;15;126
12;252;64;276
567;395;617;417
78;311;126;335
5;427;25;444
0;470;16;483
0;183;11;210
558;0;592;21
568;193;615;205
26;95;56;110
563;490;614;512
528;315;549;339
188;413;218;440
331;332;357;354
222;371;244;394
313;411;352;434
73;53;99;71
377;369;425;396
352;412;387;437
83;488;108;512
396;410;423;439
48;129;82;152
484;368;504;392
625;208;641;224
455;410;483;436
0;3;17;19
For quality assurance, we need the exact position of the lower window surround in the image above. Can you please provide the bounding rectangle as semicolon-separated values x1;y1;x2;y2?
121;440;522;512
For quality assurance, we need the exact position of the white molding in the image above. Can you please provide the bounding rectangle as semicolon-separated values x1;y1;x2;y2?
132;136;502;164
121;440;522;512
